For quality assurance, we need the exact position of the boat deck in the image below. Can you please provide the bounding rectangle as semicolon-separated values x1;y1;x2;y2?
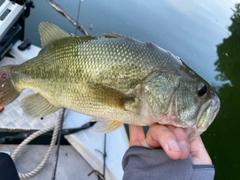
0;145;98;180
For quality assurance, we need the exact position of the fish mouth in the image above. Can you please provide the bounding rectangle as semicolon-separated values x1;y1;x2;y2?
187;91;220;140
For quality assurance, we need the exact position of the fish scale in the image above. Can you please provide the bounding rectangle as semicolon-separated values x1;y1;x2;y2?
0;22;220;138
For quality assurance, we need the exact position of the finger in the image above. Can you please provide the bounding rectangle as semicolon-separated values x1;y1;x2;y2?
129;125;148;147
146;124;183;160
190;136;212;164
168;125;190;160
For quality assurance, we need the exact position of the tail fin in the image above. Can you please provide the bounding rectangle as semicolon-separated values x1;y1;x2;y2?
0;65;20;105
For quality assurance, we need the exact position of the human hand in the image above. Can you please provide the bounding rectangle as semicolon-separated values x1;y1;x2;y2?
129;123;212;164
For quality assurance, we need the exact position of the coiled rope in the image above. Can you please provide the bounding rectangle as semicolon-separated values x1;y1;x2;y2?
11;109;63;179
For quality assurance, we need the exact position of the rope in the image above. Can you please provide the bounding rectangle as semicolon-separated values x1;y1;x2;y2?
11;109;63;179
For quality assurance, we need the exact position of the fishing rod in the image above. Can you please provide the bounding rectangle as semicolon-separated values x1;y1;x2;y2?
46;0;89;36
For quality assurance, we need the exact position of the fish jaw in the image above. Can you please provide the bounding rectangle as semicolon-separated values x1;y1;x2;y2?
186;91;220;140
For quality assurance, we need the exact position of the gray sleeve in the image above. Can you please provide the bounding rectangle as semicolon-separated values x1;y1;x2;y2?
191;165;215;180
122;146;215;180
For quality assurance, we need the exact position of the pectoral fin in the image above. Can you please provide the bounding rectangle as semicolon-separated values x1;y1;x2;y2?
90;120;123;133
21;93;60;117
87;82;139;112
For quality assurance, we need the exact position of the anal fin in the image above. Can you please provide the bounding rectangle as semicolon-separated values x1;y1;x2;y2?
21;93;60;118
90;120;123;133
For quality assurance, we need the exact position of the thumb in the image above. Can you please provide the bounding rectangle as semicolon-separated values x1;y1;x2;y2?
190;136;212;164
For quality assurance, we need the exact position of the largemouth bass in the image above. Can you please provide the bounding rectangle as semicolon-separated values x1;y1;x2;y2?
0;22;220;139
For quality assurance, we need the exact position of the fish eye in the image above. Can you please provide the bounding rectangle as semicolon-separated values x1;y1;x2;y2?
198;83;208;98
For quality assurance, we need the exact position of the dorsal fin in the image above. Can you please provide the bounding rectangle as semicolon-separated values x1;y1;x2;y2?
103;33;123;38
38;22;70;47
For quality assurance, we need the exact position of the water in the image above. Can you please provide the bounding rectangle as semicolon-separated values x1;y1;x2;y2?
2;0;240;179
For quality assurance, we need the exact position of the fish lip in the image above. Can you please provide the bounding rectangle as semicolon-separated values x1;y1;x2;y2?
186;92;220;141
196;91;220;132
